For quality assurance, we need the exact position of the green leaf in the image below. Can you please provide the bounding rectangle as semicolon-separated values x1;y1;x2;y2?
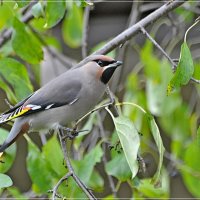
116;102;165;186
197;126;200;147
193;62;200;80
167;42;194;94
73;144;103;184
26;136;53;193
0;78;17;104
0;57;33;101
141;40;161;82
88;170;104;192
0;174;13;188
0;40;14;57
106;109;140;178
42;135;66;176
105;153;131;181
62;4;83;48
75;0;93;7
7;187;28;200
103;195;115;200
135;168;169;198
12;17;43;64
31;2;44;18
0;2;14;30
147;114;165;187
0;128;16;173
15;0;31;8
175;6;195;23
182;137;200;197
145;59;180;116
45;0;66;28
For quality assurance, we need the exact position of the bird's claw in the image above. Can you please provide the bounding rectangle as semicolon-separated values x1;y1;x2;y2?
61;128;89;140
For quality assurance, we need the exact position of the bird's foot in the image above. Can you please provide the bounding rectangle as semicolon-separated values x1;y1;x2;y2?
60;127;88;140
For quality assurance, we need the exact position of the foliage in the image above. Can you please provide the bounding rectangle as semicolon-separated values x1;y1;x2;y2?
0;1;199;199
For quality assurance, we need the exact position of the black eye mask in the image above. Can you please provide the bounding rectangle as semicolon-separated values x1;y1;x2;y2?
94;59;115;67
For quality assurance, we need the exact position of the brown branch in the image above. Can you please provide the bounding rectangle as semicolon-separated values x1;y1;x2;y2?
58;129;97;200
51;172;72;200
94;1;186;55
82;5;91;59
74;0;187;69
140;26;176;70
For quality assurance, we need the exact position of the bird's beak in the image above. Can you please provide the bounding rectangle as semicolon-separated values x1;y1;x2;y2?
107;60;123;69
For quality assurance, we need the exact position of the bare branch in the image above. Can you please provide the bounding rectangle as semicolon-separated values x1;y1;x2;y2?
52;172;72;200
140;26;200;84
140;26;176;70
82;5;91;59
94;0;187;55
4;99;13;109
58;129;97;200
75;0;187;69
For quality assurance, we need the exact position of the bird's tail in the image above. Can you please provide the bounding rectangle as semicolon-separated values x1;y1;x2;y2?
0;118;29;152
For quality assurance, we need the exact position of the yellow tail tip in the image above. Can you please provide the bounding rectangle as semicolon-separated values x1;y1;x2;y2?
0;152;4;158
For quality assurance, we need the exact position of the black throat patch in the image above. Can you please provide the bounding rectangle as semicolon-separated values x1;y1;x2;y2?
100;67;117;84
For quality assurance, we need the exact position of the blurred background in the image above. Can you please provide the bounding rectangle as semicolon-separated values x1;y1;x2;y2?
0;0;200;199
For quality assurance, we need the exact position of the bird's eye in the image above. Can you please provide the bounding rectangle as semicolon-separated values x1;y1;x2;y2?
97;60;103;67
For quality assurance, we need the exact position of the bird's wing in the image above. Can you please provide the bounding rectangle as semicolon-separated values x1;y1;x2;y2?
0;77;82;124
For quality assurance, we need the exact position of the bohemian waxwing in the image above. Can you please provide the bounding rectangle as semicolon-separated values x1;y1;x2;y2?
0;55;122;152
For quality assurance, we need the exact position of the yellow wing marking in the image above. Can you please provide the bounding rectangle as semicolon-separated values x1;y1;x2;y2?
0;107;31;124
8;107;30;120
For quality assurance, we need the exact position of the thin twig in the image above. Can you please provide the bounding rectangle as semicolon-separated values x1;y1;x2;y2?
140;26;200;84
106;86;119;117
4;99;13;109
82;5;91;59
140;26;176;71
191;77;200;84
97;113;117;197
58;129;96;200
94;1;186;55
52;172;72;200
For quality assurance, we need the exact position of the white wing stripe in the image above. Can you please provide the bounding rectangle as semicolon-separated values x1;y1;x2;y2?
45;104;54;110
26;104;42;110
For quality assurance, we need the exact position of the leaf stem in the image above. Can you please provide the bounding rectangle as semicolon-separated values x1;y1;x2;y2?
115;102;147;114
184;17;200;43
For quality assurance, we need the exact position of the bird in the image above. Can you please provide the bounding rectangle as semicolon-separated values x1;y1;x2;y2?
0;55;122;152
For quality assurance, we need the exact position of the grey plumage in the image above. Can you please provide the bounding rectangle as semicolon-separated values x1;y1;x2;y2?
0;55;122;152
